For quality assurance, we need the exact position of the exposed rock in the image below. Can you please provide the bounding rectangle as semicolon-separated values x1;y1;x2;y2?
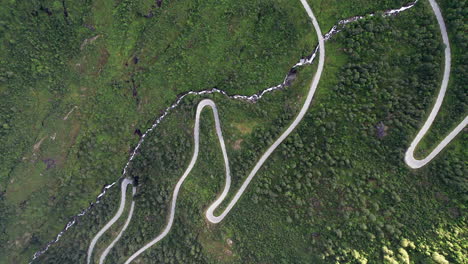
376;122;388;138
42;159;56;170
233;139;243;150
284;68;297;87
134;129;143;138
144;11;154;18
311;232;321;238
33;136;47;151
80;35;101;50
84;24;96;31
63;106;77;120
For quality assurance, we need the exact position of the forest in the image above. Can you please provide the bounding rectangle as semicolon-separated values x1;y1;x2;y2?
0;0;315;262
0;0;466;263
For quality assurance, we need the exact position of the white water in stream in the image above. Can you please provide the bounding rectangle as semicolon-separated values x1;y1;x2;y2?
32;0;466;263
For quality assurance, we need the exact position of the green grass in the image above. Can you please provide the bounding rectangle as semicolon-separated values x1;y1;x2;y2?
0;0;317;262
1;0;465;264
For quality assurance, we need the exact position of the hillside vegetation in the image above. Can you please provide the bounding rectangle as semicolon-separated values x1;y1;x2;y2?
0;0;465;264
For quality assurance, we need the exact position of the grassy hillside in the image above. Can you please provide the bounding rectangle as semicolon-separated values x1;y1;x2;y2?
32;0;466;264
0;0;316;262
1;0;465;263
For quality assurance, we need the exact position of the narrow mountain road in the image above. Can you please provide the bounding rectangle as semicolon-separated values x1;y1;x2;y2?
35;2;423;263
405;0;467;168
85;0;467;263
86;178;135;264
99;194;135;264
122;1;325;263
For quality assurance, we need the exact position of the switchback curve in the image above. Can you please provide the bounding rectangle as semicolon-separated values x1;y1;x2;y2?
404;0;468;168
122;0;325;263
87;0;467;263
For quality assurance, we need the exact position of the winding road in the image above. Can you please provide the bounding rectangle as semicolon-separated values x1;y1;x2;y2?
122;1;325;260
85;0;467;263
405;0;468;168
86;178;135;264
